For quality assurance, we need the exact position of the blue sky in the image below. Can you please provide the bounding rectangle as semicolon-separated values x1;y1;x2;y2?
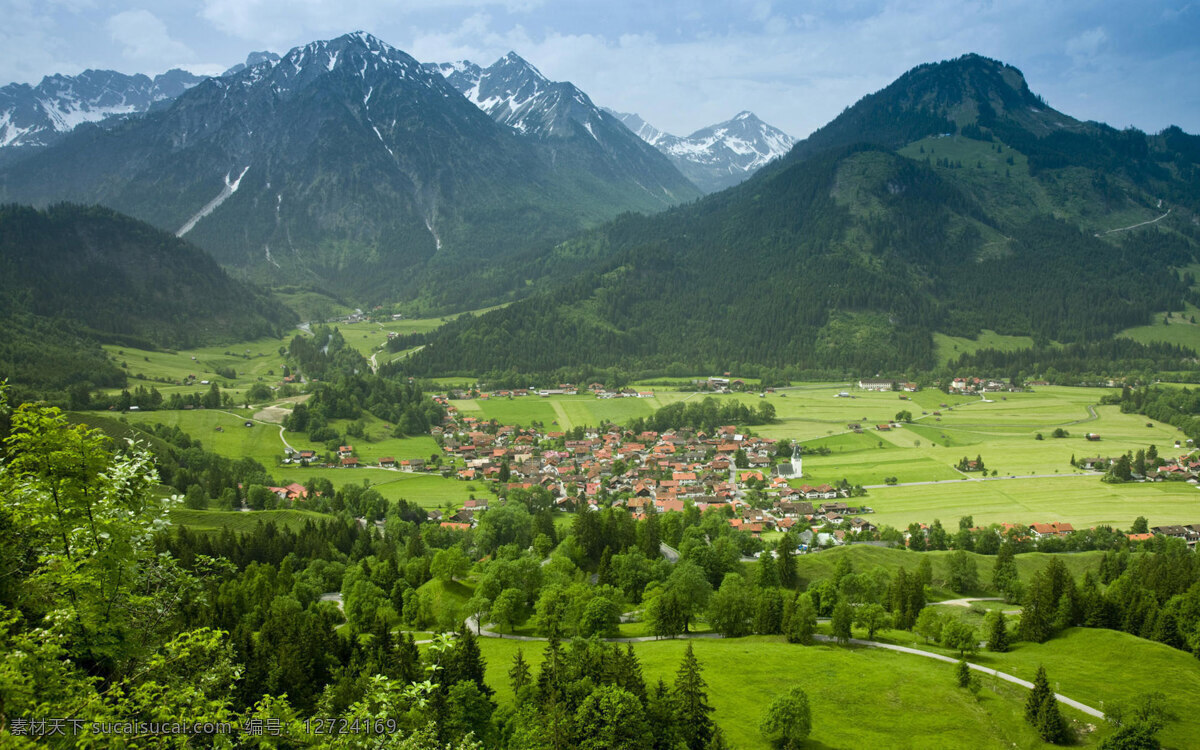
3;0;1198;139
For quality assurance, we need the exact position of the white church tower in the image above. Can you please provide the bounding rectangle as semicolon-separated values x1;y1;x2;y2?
790;444;803;478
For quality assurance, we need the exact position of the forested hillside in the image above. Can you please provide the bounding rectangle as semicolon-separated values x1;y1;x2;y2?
404;54;1200;378
0;203;294;398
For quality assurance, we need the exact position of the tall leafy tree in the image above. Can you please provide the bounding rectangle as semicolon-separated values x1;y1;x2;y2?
759;686;813;750
574;685;653;750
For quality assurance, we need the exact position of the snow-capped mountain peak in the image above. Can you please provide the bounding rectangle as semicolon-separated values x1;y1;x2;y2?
0;67;205;149
427;51;701;202
606;109;795;192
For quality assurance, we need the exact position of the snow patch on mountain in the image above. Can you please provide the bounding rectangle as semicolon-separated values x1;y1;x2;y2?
177;165;250;237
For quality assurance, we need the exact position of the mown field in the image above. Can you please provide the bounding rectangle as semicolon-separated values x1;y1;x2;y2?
168;507;336;533
470;636;1112;749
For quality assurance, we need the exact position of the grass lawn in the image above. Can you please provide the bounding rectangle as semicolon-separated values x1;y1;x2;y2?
471;636;1107;749
168;507;336;533
875;626;1200;750
867;476;1200;528
1118;302;1200;352
933;329;1038;366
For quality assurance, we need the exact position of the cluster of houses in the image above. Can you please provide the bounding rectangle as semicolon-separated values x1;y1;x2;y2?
1078;453;1200;482
947;377;1023;394
432;402;871;536
281;444;431;471
1141;525;1200;548
437;383;656;400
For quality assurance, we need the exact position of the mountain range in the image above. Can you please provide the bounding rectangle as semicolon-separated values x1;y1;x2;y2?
426;53;698;201
0;68;204;153
0;33;702;309
606;109;795;193
404;53;1200;378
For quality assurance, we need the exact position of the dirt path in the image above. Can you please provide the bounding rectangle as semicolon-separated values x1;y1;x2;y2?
1096;208;1171;236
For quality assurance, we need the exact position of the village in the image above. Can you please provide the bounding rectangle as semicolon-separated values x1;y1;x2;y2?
265;376;1200;553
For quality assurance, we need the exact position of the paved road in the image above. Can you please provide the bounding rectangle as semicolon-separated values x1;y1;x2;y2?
319;592;344;613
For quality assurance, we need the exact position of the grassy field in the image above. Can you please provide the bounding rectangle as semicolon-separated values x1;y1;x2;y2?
868;625;1200;750
470;636;1108;749
168;507;336;533
933;329;1038;365
867;475;1200;528
1119;301;1200;351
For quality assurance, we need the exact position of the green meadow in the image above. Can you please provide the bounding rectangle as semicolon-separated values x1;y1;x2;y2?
1119;301;1200;351
471;636;1110;749
87;369;1200;528
933;329;1039;365
168;507;336;533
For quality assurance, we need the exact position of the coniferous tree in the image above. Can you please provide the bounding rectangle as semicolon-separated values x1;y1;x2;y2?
987;610;1010;653
756;551;780;588
509;648;532;697
754;588;785;635
673;643;715;750
647;678;681;750
1026;665;1069;743
616;644;648;703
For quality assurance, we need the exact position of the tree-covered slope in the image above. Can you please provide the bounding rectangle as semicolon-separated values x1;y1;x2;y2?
0;34;699;309
404;54;1200;377
0;203;295;393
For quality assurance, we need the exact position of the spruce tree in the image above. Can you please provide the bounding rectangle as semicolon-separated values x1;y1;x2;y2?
1025;665;1069;742
776;535;797;589
647;678;680;750
956;660;971;689
673;643;715;750
617;644;647;702
1025;665;1053;724
987;611;1010;653
509;648;532;697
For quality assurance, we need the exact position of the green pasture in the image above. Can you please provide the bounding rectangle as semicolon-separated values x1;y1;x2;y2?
788;387;1188;508
933;329;1039;365
867;476;1200;528
472;636;1106;749
168;507;336;533
1119;302;1200;352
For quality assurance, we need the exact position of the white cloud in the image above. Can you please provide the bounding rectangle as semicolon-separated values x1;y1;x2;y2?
106;9;193;63
198;0;543;45
1065;26;1108;63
